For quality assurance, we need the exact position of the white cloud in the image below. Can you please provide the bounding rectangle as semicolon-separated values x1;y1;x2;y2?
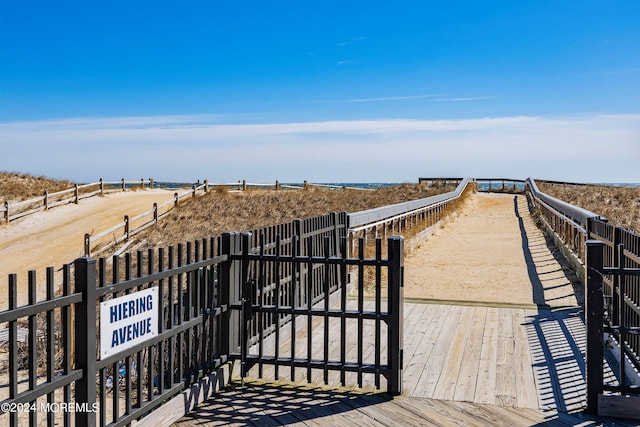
436;96;496;102
344;94;441;103
1;114;638;183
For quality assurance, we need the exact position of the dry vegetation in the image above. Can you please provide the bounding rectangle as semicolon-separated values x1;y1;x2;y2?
537;181;640;233
0;171;74;202
140;183;459;248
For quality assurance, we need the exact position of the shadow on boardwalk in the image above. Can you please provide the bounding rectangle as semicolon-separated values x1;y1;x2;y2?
174;379;636;427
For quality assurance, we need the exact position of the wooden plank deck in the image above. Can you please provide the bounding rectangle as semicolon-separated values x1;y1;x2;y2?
174;379;637;427
239;300;594;413
174;301;636;426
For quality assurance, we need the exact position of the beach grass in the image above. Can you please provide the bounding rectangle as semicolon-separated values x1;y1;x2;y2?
537;181;640;232
0;171;74;202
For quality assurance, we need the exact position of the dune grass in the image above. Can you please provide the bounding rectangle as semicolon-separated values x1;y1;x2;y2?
0;172;74;202
537;181;640;233
140;183;459;248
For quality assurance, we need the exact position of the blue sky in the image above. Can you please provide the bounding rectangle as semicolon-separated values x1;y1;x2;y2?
1;1;639;183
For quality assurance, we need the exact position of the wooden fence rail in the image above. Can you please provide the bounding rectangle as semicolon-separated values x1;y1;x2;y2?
84;181;209;257
1;179;156;224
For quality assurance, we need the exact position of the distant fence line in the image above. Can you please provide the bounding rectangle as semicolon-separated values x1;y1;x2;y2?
1;178;375;226
1;178;156;224
84;181;210;257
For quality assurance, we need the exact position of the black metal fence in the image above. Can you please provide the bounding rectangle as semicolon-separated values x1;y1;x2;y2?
0;212;403;427
526;178;640;414
234;233;404;394
586;221;640;392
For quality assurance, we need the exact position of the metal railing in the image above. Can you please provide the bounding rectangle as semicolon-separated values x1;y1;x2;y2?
526;177;640;414
346;178;472;256
526;177;600;263
476;178;526;193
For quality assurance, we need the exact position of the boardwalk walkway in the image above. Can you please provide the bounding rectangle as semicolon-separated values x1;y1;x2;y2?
174;193;633;426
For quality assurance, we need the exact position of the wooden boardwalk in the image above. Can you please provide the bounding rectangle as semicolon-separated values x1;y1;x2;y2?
174;194;636;426
175;379;635;427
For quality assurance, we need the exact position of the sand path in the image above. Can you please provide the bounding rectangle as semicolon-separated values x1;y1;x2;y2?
0;189;176;307
404;192;581;307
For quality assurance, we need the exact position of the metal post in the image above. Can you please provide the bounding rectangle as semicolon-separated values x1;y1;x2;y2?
74;257;97;427
585;240;604;414
240;233;252;383
220;233;240;357
387;236;404;395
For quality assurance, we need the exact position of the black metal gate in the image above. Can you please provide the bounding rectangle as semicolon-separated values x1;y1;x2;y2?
226;232;404;395
585;240;640;411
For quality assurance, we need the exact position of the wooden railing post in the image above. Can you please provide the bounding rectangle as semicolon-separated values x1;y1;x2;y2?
153;203;158;223
73;257;97;427
84;233;91;257
124;215;130;240
43;190;49;210
585;240;604;414
4;201;8;223
99;178;104;195
387;235;404;395
74;184;79;204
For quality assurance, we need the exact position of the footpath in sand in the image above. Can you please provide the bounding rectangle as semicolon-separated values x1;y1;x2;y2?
0;189;176;307
404;192;582;307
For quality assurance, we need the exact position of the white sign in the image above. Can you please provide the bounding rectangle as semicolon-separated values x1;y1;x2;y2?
100;287;159;359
